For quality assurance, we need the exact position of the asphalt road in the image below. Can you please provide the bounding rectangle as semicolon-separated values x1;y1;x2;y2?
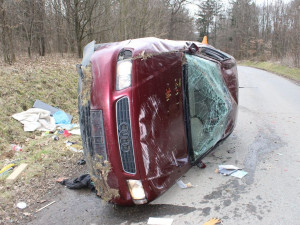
29;66;300;225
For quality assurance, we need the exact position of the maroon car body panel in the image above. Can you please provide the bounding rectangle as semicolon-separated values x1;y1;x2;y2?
79;37;238;205
132;52;190;201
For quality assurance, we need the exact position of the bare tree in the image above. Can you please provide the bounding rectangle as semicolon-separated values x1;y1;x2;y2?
0;0;15;64
36;0;46;56
0;0;297;67
63;0;99;57
165;0;187;39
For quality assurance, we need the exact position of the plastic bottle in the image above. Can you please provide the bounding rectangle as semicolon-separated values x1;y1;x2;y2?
11;144;22;151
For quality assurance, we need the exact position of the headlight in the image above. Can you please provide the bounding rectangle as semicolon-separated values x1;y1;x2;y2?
127;180;147;204
116;60;132;90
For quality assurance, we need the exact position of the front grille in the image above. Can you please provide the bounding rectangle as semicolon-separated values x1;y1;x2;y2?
116;97;136;174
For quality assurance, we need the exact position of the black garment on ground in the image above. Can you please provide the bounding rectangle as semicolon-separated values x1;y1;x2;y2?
60;174;95;191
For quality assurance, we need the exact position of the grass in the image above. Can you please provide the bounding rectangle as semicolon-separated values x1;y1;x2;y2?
0;55;80;153
239;60;300;83
0;54;85;224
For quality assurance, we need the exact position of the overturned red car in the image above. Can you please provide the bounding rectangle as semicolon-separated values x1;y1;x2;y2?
77;37;238;205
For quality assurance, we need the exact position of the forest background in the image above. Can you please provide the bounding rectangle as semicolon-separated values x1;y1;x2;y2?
1;0;299;67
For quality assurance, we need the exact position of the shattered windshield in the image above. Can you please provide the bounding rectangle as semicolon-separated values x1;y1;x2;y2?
186;54;232;160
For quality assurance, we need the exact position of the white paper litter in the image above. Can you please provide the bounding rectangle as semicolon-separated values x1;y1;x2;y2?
69;129;81;135
231;170;248;178
17;202;27;209
69;147;83;153
218;165;240;170
12;108;56;132
176;180;193;189
147;217;174;225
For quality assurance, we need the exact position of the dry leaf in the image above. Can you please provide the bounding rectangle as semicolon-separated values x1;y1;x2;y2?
203;218;221;225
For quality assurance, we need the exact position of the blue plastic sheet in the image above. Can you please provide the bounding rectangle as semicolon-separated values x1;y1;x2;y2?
53;110;71;124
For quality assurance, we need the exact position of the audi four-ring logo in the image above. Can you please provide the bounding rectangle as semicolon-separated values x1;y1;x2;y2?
118;122;131;152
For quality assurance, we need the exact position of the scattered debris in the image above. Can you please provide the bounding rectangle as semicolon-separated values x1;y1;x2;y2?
219;165;239;170
23;212;31;216
147;217;174;225
65;141;77;146
57;130;64;135
42;131;54;137
216;165;248;179
57;124;79;131
37;199;47;204
0;163;15;175
64;141;83;153
176;180;193;189
69;147;83;153
12;108;56;132
11;144;22;152
69;129;81;135
53;110;71;124
63;130;71;137
6;163;28;183
58;174;95;191
52;135;59;141
230;170;248;178
36;201;56;213
56;177;69;183
0;167;14;177
203;218;221;225
77;159;86;165
33;99;72;122
217;165;239;176
219;168;238;176
16;202;27;209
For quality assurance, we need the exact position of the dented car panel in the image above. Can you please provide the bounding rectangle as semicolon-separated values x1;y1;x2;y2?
77;37;238;205
132;52;190;201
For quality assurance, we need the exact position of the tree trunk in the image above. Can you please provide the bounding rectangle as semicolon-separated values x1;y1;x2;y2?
37;0;46;56
0;0;15;64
